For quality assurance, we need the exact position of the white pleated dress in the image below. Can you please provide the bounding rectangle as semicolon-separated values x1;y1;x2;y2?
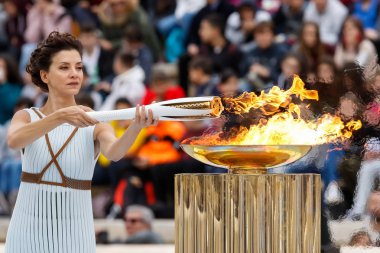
5;108;98;253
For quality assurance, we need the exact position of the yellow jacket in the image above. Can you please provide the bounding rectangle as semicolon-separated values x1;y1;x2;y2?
98;120;146;167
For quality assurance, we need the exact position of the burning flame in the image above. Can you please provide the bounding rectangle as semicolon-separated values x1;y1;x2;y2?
187;75;362;145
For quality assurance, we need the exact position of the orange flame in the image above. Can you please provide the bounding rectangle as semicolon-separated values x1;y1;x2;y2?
189;76;362;145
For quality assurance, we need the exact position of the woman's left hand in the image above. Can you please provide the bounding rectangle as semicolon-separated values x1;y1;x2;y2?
133;104;158;129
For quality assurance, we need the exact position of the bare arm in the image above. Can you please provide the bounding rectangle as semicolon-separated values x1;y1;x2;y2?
95;105;157;162
7;106;98;150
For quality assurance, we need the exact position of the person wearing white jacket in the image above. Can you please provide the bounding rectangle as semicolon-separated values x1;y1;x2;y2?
304;0;348;46
100;52;146;110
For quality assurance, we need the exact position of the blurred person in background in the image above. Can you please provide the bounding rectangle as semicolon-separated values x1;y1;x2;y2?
179;13;242;93
70;0;102;29
123;24;153;85
348;231;373;247
277;53;303;90
155;0;205;38
78;24;115;87
135;120;187;218
20;0;72;74
307;57;343;115
142;64;185;104
0;97;33;215
240;21;287;92
96;98;146;189
96;0;160;61
96;204;164;244
292;22;326;76
186;0;235;48
0;54;24;125
3;0;26;59
335;91;366;214
316;57;339;85
334;16;377;70
195;13;242;74
272;0;306;45
100;51;146;110
94;98;147;218
363;68;380;130
304;0;348;49
107;74;186;218
353;0;380;41
0;3;9;53
346;69;380;219
188;56;219;97
20;72;46;107
339;62;373;106
332;62;380;214
303;57;346;208
216;68;242;97
348;136;380;219
124;205;164;244
155;0;206;62
225;1;271;51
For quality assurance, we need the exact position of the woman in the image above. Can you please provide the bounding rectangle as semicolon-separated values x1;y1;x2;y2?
5;31;156;252
334;16;377;69
292;22;326;74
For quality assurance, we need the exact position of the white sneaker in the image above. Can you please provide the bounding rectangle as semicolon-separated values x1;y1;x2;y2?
324;181;344;204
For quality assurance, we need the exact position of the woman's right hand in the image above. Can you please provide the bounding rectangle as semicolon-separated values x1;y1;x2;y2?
56;105;99;128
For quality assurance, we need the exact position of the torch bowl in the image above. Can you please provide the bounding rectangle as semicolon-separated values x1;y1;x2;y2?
180;143;311;174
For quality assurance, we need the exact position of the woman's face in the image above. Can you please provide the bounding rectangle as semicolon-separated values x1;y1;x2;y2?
302;24;317;48
42;50;83;96
343;20;360;46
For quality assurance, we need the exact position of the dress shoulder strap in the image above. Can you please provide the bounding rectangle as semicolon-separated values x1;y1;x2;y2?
23;108;41;122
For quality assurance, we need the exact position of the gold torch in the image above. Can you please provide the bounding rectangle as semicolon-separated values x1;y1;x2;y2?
87;96;224;121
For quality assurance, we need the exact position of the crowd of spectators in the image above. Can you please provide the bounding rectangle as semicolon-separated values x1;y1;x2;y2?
1;0;380;249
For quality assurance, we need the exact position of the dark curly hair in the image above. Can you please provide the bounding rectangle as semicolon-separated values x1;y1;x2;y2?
26;31;83;92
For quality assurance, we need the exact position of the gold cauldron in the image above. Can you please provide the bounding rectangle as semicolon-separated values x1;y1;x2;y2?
175;142;320;253
181;143;311;174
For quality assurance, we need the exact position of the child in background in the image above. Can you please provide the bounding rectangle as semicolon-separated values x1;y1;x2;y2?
188;56;219;97
277;53;303;90
142;64;185;105
100;51;146;110
216;68;242;97
240;21;287;92
123;24;154;85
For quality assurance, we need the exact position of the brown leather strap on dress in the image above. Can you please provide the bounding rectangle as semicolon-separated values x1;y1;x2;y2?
21;171;92;190
21;108;91;190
